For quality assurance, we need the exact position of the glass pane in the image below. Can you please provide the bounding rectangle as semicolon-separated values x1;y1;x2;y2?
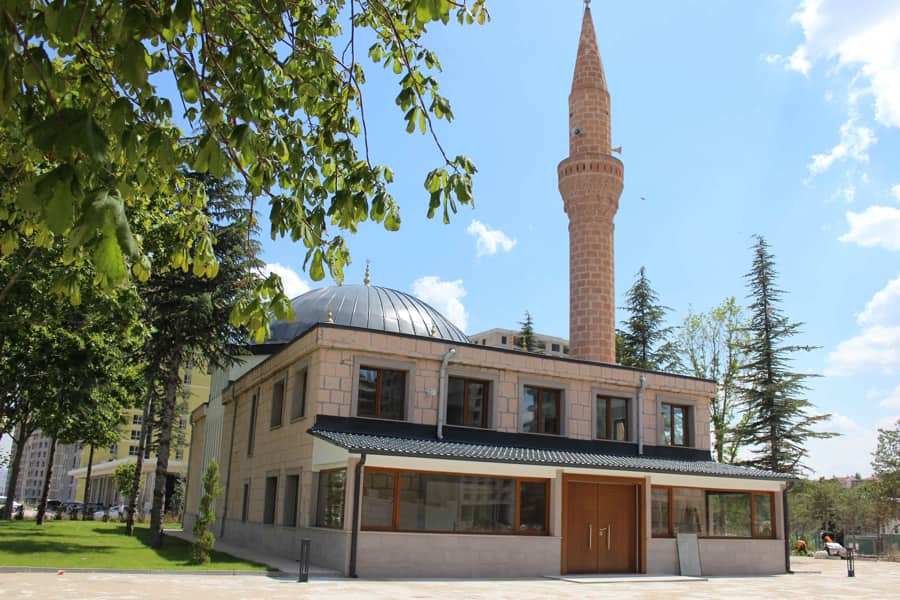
663;404;672;445
521;387;538;433
446;378;465;426
673;406;685;445
672;488;706;535
467;381;487;427
290;370;307;420
398;473;515;532
707;492;751;537
519;481;547;532
596;397;608;439
362;471;395;529
357;368;378;417
651;488;670;536
541;389;560;434
754;494;773;537
316;469;346;528
611;398;628;441
380;369;405;420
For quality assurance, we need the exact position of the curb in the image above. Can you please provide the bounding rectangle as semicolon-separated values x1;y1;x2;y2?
0;566;288;577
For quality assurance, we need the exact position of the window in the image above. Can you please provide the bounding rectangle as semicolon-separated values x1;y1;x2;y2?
447;377;490;428
315;469;346;528
652;487;775;539
130;429;141;440
183;370;192;385
132;415;142;425
109;444;118;455
175;448;183;460
551;343;560;352
662;403;690;446
357;367;405;420
563;346;570;354
247;391;258;456
128;445;139;456
283;474;300;527
290;369;308;421
241;482;250;522
263;476;278;525
501;335;507;345
270;379;285;428
361;468;549;534
596;396;629;441
520;385;561;434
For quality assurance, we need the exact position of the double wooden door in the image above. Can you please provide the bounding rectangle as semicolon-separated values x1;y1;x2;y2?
564;479;638;574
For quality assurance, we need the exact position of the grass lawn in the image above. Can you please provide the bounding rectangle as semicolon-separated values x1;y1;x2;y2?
0;520;272;571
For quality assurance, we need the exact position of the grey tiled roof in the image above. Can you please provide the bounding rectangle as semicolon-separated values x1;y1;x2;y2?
310;423;793;481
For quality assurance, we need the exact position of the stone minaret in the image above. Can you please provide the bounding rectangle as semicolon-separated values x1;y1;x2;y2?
558;5;624;364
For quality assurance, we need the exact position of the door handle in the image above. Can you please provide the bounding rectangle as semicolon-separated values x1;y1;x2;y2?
608;523;611;551
588;523;592;549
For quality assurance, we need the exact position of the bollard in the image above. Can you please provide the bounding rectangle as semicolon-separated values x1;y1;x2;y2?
297;538;311;583
846;547;855;577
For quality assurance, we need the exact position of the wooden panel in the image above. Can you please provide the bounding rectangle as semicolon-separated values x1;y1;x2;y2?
564;482;598;573
596;483;636;573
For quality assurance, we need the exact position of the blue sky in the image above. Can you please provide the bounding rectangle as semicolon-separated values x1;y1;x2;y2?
265;1;900;477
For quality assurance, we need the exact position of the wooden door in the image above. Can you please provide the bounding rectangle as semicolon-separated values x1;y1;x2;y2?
564;479;638;574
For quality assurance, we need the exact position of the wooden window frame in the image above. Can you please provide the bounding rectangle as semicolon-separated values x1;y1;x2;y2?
282;472;301;527
661;403;691;447
270;377;286;429
361;466;550;536
263;475;278;525
247;390;258;456
650;485;776;540
596;395;630;442
290;368;308;422
447;376;491;428
357;366;407;420
522;385;562;435
315;468;347;529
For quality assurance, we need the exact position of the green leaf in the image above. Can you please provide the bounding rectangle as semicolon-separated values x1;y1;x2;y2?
176;62;201;104
310;249;325;281
120;40;149;89
46;176;75;234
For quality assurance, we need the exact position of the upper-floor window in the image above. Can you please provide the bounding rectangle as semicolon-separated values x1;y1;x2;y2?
596;395;629;441
270;378;285;428
662;403;690;446
551;343;561;353
247;391;258;455
520;385;561;435
130;429;141;440
132;415;142;425
183;370;192;385
357;367;405;420
447;377;490;428
290;368;308;421
501;335;508;345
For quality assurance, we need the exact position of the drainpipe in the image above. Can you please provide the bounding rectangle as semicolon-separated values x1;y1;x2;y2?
348;453;367;578
783;481;794;574
436;347;458;440
220;382;238;539
636;374;647;455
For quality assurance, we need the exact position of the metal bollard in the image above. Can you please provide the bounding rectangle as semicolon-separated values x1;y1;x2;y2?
297;538;311;583
846;548;855;577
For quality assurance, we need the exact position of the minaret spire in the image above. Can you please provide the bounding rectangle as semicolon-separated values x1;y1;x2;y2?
558;5;624;364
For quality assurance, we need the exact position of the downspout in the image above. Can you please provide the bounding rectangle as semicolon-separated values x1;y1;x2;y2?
436;347;458;440
636;373;647;455
783;481;794;574
220;382;238;539
348;453;367;578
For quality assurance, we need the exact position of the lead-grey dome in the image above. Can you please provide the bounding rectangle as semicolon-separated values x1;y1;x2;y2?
266;285;469;344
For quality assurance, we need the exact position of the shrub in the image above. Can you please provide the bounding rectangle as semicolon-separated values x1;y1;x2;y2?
191;460;224;564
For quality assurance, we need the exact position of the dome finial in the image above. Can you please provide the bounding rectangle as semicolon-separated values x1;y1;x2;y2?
364;259;371;286
430;320;437;337
326;303;334;323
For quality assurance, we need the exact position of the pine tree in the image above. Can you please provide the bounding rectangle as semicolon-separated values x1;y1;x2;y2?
618;267;678;371
518;311;541;353
738;236;833;475
192;459;224;564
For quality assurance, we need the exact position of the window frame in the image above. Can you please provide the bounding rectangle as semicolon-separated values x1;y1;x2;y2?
355;365;407;420
520;384;563;435
263;475;278;525
446;376;491;428
594;394;631;442
290;367;308;422
661;402;691;447
650;485;776;540
247;390;259;456
315;468;347;529
270;376;286;429
360;467;550;536
283;471;301;527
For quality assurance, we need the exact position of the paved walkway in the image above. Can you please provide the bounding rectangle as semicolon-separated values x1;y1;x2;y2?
2;557;899;599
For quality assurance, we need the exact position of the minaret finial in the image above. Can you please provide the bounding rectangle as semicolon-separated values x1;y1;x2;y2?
584;0;591;8
363;259;371;286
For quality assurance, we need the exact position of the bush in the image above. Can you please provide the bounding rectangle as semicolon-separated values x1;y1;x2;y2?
191;460;224;564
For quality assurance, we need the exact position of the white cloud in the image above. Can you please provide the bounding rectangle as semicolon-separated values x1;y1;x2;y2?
891;184;900;201
805;412;875;477
877;415;900;430
878;385;900;409
827;277;900;375
411;276;468;331
781;0;900;128
858;276;900;326
261;263;311;299
807;119;876;175
465;219;517;258
839;205;900;250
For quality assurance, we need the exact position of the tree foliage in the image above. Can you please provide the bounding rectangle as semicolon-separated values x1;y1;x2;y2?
737;236;833;475
1;0;487;340
517;310;540;353
676;297;749;463
871;419;900;528
617;266;678;371
191;458;223;565
113;462;140;499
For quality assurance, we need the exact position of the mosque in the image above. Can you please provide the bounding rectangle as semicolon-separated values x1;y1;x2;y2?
183;5;791;577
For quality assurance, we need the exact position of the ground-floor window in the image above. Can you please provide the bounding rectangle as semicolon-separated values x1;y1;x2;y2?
315;469;346;528
651;486;775;538
361;468;549;534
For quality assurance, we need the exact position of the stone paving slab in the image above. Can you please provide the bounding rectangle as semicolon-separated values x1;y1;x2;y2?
2;557;898;599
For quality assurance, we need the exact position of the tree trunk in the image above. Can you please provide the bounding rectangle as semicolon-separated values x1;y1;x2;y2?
126;373;156;536
2;423;31;520
82;444;95;520
150;356;180;548
35;434;58;525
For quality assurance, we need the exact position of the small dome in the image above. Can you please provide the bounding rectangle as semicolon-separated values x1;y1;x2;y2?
266;285;469;344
